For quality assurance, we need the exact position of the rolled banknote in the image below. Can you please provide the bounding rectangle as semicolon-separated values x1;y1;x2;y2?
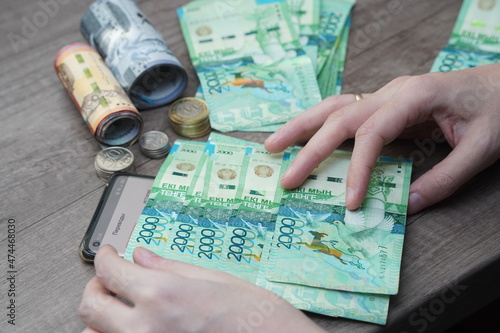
54;43;143;146
81;0;188;110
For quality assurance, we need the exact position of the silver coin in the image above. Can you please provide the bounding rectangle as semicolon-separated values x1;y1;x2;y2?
139;131;170;159
140;131;169;150
95;147;135;180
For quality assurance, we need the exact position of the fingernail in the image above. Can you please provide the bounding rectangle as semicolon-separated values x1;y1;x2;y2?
136;247;155;258
265;131;280;145
280;165;295;187
345;187;355;208
408;192;425;214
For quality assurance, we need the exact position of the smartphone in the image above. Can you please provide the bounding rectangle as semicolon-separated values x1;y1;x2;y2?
79;173;154;262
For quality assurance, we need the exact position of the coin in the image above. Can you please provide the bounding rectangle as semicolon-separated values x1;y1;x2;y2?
139;131;171;159
170;121;211;138
168;97;212;138
94;147;135;181
169;97;209;124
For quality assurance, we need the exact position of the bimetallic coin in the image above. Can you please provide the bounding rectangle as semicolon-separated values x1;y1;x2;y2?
170;121;211;138
169;97;212;138
139;131;171;159
169;97;209;125
94;147;135;181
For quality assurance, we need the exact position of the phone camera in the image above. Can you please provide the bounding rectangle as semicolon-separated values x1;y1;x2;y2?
93;241;101;247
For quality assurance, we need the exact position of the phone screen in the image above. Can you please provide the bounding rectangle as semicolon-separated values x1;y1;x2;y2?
80;173;154;261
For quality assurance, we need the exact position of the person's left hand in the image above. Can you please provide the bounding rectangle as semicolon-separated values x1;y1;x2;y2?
79;245;324;333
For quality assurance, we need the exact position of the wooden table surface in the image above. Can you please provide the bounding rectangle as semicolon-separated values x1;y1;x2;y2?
2;0;500;332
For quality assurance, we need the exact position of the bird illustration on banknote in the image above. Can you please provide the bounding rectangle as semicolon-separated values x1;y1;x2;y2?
329;198;394;259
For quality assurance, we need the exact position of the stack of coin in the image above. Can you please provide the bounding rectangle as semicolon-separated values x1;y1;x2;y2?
168;97;211;138
139;131;171;159
94;147;135;181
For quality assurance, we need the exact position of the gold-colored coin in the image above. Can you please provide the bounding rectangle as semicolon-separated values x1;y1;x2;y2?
171;121;211;138
168;97;209;125
169;97;211;138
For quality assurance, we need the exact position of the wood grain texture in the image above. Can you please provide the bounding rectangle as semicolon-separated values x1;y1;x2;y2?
1;0;499;332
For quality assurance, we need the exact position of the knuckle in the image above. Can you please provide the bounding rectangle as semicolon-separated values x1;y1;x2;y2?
322;94;344;107
137;282;168;307
400;75;439;102
324;111;351;138
383;75;412;90
430;172;459;197
138;285;158;302
307;148;329;168
78;298;94;323
355;121;378;141
322;94;339;103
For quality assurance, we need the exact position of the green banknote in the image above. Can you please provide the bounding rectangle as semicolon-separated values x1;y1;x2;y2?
124;141;206;259
263;150;412;294
287;0;321;70
431;0;500;74
430;47;500;72
184;141;250;270
179;0;299;67
449;0;500;54
333;16;350;95
256;243;390;324
178;0;322;132
124;134;412;324
199;56;321;132
317;14;351;98
316;0;354;75
219;145;290;282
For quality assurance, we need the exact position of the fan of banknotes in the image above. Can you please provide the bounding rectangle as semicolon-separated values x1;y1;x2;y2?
178;0;356;133
124;132;412;324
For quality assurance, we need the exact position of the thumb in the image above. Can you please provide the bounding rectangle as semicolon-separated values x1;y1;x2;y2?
408;136;496;214
132;247;238;283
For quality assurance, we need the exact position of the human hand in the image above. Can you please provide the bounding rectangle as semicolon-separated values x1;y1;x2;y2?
265;64;500;214
79;245;324;333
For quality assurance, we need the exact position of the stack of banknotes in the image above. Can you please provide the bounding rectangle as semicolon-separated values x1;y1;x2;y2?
178;0;355;132
431;0;500;72
124;132;412;324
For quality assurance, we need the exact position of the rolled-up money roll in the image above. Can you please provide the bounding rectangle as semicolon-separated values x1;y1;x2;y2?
54;43;143;146
81;0;188;110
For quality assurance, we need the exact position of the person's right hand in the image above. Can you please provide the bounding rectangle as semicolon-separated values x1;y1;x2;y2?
265;63;500;214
